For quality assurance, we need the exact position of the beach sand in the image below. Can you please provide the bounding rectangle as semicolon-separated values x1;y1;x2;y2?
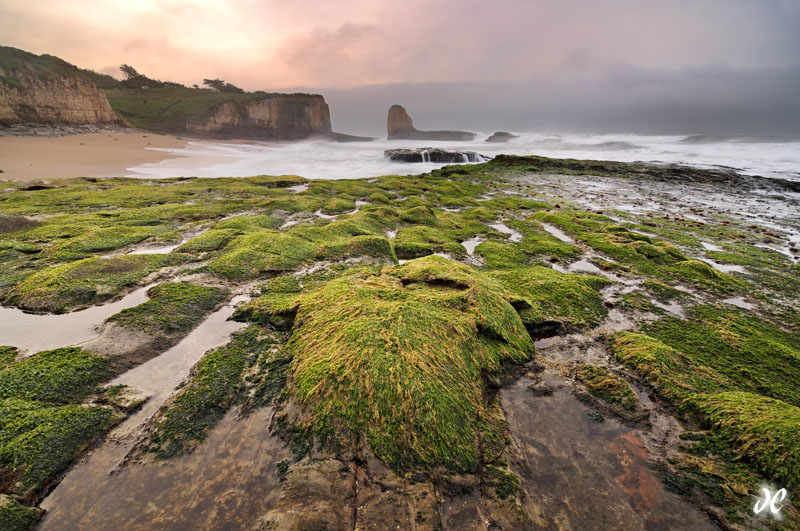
0;132;188;181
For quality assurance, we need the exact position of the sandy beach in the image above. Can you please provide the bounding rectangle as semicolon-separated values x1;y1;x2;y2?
0;132;188;181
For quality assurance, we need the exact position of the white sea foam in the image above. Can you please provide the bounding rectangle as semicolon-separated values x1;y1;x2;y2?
128;133;800;181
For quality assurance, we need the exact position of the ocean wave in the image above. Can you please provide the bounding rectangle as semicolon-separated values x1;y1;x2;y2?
680;134;800;144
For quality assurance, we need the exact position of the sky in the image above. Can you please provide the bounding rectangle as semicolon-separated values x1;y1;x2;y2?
2;0;800;134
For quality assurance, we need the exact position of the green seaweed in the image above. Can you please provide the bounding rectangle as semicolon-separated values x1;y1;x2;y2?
145;326;278;458
0;348;111;403
280;256;534;472
108;282;228;336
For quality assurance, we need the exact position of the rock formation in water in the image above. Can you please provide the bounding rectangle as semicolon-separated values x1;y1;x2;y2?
387;104;475;141
384;148;488;163
485;131;518;143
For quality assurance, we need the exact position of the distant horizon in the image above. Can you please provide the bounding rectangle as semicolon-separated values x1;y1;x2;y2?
3;0;799;135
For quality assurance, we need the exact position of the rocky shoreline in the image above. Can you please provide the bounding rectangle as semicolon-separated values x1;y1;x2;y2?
0;123;136;137
0;155;798;529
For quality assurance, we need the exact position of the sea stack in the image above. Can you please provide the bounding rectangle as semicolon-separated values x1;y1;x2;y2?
486;131;518;143
387;104;475;141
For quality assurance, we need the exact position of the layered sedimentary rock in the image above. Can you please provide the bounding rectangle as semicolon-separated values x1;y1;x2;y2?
185;94;333;140
0;46;369;141
486;131;518;142
385;148;488;163
0;69;121;126
387;104;475;141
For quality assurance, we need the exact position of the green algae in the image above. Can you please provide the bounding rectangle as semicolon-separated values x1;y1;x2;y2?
0;345;118;503
320;197;356;215
316;234;397;263
0;399;115;498
279;256;534;472
533;210;749;293
207;231;316;280
0;494;42;531
574;364;638;411
107;282;229;336
0;348;17;370
3;254;183;313
145;326;278;458
688;392;800;492
176;228;239;253
490;266;609;333
611;305;800;497
642;306;800;406
0;348;111;403
233;276;303;329
666;260;746;294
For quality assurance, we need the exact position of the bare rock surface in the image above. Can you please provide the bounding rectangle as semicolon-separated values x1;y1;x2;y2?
387;104;476;141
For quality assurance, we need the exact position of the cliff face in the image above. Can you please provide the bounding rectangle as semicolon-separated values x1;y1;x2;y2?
185;94;332;140
0;69;120;126
0;46;361;141
387;104;475;141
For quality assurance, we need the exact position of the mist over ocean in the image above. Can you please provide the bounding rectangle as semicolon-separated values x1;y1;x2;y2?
130;132;800;182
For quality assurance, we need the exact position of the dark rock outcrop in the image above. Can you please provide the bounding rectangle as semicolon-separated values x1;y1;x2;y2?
387;105;475;141
385;148;488;163
486;131;518;143
325;131;376;143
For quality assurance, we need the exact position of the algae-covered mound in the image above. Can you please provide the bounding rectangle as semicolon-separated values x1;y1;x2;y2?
491;266;610;335
107;282;229;336
278;255;534;472
611;305;800;495
0;347;116;499
3;254;183;313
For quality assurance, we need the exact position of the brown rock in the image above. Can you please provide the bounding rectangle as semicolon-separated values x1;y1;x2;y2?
0;69;122;126
387;104;475;141
185;94;332;140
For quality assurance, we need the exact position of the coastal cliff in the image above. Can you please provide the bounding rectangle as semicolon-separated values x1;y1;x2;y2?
182;93;331;139
1;46;363;141
0;48;122;126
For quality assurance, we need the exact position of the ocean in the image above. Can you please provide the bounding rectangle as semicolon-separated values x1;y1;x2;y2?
128;132;800;182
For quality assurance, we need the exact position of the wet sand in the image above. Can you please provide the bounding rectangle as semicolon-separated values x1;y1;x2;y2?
0;132;188;181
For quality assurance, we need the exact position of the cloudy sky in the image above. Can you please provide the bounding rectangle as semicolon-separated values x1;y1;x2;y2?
2;0;799;134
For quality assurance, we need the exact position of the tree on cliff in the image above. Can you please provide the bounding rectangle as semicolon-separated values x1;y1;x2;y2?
202;78;245;94
119;64;164;89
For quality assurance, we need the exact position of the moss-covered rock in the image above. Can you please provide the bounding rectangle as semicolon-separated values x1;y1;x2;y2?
688;392;800;492
3;254;182;313
207;231;316;280
279;256;534;472
0;494;42;531
490;266;610;335
574;364;637;411
0;347;111;403
107;282;228;336
0;398;116;498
